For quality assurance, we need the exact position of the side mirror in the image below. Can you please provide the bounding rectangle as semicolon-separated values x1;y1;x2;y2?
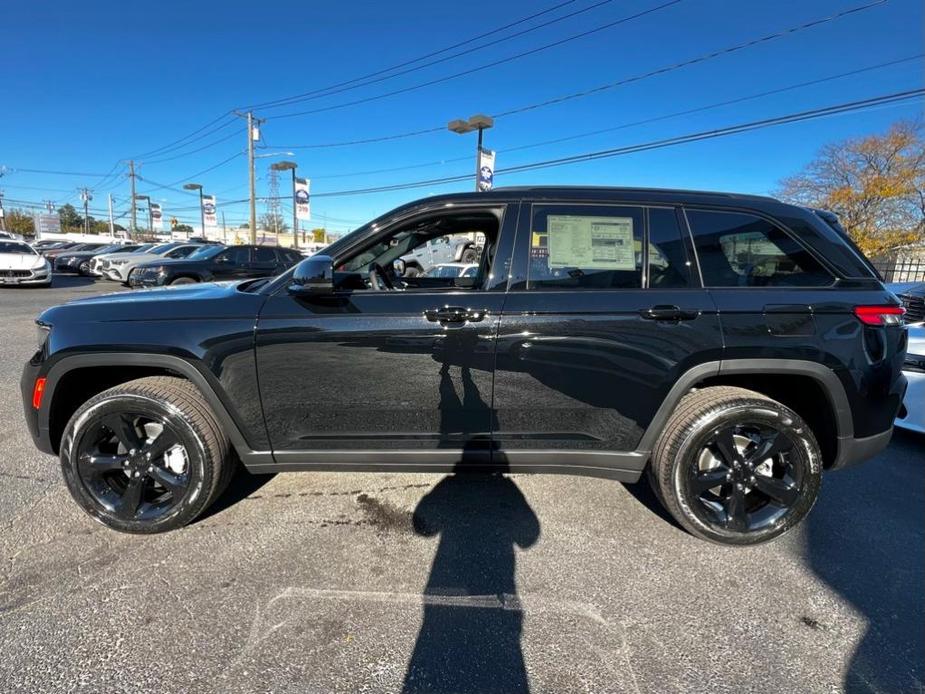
289;254;334;295
393;258;406;277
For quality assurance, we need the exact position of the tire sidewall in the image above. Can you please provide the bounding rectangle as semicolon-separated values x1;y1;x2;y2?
60;393;212;533
668;402;822;545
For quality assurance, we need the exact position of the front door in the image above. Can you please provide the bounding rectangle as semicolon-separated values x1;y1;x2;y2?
255;203;518;466
492;202;723;462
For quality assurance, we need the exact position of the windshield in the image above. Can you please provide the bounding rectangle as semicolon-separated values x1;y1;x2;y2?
0;242;36;255
185;245;224;260
129;244;155;253
148;244;178;255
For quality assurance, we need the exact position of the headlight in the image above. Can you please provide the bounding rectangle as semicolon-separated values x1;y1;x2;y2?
143;266;165;275
110;258;128;265
36;321;51;349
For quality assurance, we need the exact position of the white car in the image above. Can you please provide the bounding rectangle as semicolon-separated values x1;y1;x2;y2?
0;240;52;287
422;262;479;279
896;324;925;434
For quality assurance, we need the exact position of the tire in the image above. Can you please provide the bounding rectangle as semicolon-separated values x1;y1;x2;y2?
78;261;91;275
649;386;822;546
460;247;479;264
404;265;421;278
170;277;198;286
60;376;232;534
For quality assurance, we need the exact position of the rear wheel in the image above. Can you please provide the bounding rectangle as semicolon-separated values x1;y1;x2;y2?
170;276;198;285
60;376;232;533
78;261;91;275
460;247;479;264
649;386;821;545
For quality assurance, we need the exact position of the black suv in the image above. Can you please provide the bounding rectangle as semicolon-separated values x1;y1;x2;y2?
21;187;908;544
128;244;303;287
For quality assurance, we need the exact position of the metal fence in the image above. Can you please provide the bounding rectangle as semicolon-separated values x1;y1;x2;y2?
873;259;925;283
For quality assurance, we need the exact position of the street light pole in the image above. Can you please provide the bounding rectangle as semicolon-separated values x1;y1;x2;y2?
448;114;494;192
183;183;205;240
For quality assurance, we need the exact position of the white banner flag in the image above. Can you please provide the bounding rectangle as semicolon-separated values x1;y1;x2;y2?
295;178;311;221
150;203;162;230
202;195;217;229
478;149;496;192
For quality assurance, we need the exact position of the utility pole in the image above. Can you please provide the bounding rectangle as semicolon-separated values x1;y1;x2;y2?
108;194;115;237
128;160;137;238
0;190;5;232
79;188;93;234
221;212;227;244
234;111;264;244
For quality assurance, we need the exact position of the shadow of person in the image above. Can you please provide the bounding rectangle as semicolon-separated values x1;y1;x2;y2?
402;465;540;693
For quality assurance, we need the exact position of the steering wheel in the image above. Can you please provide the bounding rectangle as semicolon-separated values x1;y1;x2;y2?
368;263;395;291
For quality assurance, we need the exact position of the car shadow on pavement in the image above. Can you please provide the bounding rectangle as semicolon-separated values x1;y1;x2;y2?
195;466;276;523
805;429;925;693
402;464;540;694
48;275;99;288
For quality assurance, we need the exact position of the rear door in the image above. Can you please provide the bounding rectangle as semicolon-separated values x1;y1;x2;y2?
492;200;723;457
251;246;282;276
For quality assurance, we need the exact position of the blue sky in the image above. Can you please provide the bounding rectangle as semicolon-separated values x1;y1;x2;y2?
0;0;922;233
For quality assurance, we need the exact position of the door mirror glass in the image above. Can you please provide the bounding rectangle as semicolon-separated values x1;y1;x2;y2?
289;255;334;295
393;258;406;277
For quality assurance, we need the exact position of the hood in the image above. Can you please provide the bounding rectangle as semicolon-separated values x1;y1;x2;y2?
38;281;263;326
0;253;45;270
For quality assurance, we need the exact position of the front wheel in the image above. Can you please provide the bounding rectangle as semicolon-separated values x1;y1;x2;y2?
649;386;822;546
78;261;91;275
170;277;198;286
60;376;233;533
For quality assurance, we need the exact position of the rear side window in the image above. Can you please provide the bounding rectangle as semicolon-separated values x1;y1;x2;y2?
686;209;833;287
528;205;644;289
254;247;276;262
219;247;251;264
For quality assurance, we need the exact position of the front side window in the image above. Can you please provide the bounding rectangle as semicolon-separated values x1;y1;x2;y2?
218;247;251;265
528;205;644;289
687;209;833;287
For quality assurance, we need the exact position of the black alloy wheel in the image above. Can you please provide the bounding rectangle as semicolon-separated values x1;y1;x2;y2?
75;412;191;522
650;386;822;545
60;376;232;533
683;422;805;533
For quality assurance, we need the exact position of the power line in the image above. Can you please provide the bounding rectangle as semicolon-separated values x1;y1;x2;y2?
253;0;618;111
276;0;893;148
306;54;922;180
271;0;687;120
306;89;924;198
130;112;237;160
142;128;241;165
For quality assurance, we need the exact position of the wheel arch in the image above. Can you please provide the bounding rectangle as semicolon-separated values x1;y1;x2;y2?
637;359;853;470
42;353;261;461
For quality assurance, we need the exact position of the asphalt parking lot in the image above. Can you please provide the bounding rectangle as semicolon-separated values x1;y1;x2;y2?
0;277;922;694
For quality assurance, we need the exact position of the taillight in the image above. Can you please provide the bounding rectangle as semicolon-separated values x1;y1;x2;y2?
32;377;47;410
853;305;905;326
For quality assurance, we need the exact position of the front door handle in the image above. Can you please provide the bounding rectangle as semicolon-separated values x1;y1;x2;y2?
639;305;701;321
424;307;486;324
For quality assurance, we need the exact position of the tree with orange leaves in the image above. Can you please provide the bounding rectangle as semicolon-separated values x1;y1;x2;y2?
777;120;924;258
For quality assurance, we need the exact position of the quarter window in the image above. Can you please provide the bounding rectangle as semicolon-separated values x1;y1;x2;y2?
687;209;833;287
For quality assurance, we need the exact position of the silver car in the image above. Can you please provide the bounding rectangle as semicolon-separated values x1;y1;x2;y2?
102;244;203;283
90;244;155;277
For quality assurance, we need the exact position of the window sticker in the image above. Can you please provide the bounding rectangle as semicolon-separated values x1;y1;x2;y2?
546;215;635;270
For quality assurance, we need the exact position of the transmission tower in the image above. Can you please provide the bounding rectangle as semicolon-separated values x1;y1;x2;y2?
265;167;281;237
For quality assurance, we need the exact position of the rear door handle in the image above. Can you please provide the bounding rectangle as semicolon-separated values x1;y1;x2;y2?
639;305;701;321
424;307;486;324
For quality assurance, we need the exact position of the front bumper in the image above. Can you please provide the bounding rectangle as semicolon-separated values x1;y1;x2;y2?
128;272;164;288
103;265;130;281
54;258;80;273
896;369;925;434
21;358;53;455
1;268;51;285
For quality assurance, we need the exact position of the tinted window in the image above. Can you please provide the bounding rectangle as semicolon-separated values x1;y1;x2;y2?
528;205;644;289
218;247;250;264
648;208;691;288
254;247;276;262
687;210;833;287
165;246;197;259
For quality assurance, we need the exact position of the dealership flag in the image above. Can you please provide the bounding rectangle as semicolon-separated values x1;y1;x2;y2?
478;149;496;192
295;178;311;221
150;203;162;230
202;195;217;229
